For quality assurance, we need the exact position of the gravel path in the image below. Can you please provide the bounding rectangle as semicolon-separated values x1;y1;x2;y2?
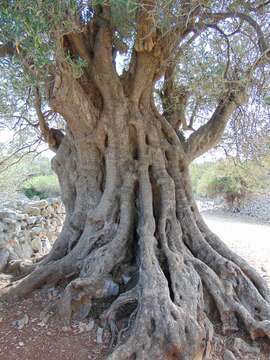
203;212;270;285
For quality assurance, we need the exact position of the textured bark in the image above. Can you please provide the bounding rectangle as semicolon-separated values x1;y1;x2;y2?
2;92;270;359
1;9;270;358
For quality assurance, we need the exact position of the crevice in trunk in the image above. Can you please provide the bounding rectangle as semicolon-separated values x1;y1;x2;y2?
129;124;139;161
99;154;106;192
1;105;270;360
159;252;175;303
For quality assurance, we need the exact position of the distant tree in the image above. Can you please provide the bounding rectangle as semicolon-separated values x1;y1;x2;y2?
1;1;270;359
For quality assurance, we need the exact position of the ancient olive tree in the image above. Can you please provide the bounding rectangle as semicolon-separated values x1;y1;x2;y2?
1;1;270;359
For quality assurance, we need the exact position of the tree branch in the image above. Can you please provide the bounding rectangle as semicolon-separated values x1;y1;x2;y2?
161;64;191;132
34;87;51;140
184;87;247;161
135;0;157;53
183;9;270;162
206;24;231;79
34;86;64;153
208;11;269;53
0;43;16;58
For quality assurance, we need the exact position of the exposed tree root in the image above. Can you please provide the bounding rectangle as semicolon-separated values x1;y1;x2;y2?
1;111;270;360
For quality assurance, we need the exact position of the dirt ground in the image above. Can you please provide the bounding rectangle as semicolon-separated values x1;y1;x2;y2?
203;212;270;286
0;277;109;360
0;213;270;360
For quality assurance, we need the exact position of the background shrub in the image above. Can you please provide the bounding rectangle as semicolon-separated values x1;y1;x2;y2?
22;175;60;199
190;156;270;207
0;153;60;199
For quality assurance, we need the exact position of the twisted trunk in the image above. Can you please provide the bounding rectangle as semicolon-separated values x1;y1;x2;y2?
2;90;270;359
1;1;270;358
1;23;270;356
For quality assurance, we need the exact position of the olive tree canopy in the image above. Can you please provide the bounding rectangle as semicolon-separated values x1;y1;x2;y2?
1;1;270;359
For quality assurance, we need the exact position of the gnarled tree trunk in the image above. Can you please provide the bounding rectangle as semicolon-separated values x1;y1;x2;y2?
1;18;270;360
3;90;270;359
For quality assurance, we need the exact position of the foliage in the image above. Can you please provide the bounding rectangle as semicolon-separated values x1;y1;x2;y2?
0;0;269;160
0;151;56;198
191;155;270;205
22;174;60;199
0;1;269;195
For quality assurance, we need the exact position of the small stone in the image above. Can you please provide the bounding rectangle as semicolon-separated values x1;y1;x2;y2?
47;288;58;300
39;309;51;325
87;319;95;331
29;200;48;209
104;279;119;297
0;209;17;220
31;238;42;252
75;320;95;334
3;218;16;224
223;350;237;360
62;326;72;332
37;321;46;327
25;206;41;216
26;216;37;225
31;226;45;234
18;341;24;346
16;213;27;221
96;327;103;344
13;314;29;330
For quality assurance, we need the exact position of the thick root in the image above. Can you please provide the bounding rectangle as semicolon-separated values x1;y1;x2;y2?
1;111;270;360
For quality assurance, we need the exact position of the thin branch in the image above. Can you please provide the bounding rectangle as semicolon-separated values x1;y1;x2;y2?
0;43;15;58
244;0;270;12
206;24;231;79
182;8;270;161
11;115;39;129
34;86;50;141
185;87;247;162
0;138;40;168
209;11;269;53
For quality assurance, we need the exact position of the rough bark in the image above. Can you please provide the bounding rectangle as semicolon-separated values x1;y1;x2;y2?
2;90;270;359
1;6;270;359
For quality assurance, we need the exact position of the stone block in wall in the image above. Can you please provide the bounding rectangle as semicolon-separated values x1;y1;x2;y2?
47;233;58;244
30;226;46;235
0;197;65;272
31;238;42;252
28;200;48;209
26;216;37;225
25;206;41;216
16;213;28;221
0;209;17;220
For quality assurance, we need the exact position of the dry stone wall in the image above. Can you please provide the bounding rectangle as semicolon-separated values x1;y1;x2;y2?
0;198;65;272
197;194;270;223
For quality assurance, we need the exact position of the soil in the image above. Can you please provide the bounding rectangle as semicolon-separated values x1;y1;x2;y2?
0;212;269;360
0;276;109;360
203;212;270;286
